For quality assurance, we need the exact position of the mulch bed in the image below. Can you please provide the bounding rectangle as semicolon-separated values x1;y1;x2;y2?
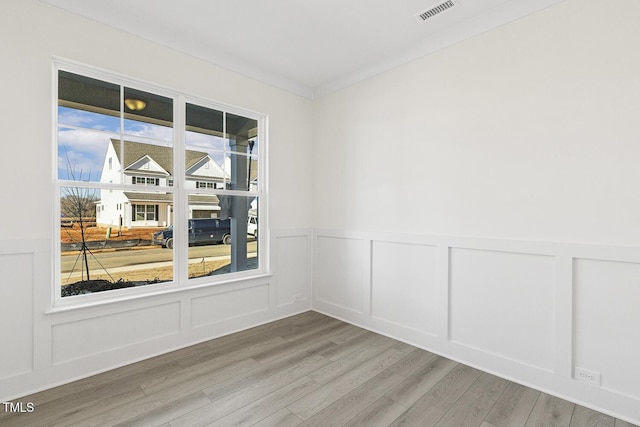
61;279;165;297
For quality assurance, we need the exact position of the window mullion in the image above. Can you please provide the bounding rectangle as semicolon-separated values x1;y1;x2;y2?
173;94;187;285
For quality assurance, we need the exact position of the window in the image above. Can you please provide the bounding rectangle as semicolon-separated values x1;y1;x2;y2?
55;61;265;302
132;204;158;222
196;181;215;189
133;176;160;186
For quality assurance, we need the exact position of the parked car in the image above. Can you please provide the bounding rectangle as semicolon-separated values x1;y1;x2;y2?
247;214;258;238
152;218;231;249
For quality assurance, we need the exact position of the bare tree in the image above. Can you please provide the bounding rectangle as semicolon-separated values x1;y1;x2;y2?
61;186;97;280
60;147;109;283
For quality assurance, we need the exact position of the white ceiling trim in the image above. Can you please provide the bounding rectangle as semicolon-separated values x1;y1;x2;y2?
41;0;566;100
312;0;566;98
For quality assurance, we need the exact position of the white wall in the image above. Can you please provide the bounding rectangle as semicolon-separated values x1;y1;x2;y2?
312;0;640;424
4;0;640;424
0;0;313;401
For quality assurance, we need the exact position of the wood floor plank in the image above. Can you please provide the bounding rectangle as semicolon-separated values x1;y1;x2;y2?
616;419;640;427
387;355;458;407
277;317;346;343
524;393;574;427
385;348;439;378
288;343;414;420
343;396;408;427
19;359;183;409
5;311;635;427
389;364;483;427
318;330;381;361
201;339;336;402
484;381;540;427
308;335;399;384
196;354;330;422
205;376;321;427
113;391;211;427
327;323;369;344
433;373;508;427
251;408;303;427
141;357;260;399
252;321;352;365
77;389;211;427
140;337;284;395
467;372;509;403
298;369;407;427
570;404;615;427
178;329;293;368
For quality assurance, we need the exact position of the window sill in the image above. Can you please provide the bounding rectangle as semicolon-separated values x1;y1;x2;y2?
46;272;272;315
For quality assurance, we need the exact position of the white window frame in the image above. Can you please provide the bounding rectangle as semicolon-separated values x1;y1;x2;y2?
133;176;160;186
52;59;268;308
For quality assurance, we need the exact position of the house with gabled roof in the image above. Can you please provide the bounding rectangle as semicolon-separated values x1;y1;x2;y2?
96;139;227;228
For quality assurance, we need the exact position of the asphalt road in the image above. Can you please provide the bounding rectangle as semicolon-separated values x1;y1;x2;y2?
61;241;257;273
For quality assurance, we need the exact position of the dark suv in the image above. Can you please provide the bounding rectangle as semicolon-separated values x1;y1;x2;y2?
152;218;231;249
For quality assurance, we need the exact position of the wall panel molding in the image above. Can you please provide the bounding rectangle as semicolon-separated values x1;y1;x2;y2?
0;229;313;402
312;229;640;425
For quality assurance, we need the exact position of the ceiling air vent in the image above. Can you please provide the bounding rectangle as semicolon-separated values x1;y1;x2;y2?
416;0;457;22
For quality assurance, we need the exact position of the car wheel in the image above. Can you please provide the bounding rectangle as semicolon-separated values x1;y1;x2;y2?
166;238;174;249
222;234;231;245
253;230;258;239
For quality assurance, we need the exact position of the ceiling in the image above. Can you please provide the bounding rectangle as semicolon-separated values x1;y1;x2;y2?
42;0;565;99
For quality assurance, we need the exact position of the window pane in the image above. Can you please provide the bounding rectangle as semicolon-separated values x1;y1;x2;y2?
226;113;258;191
57;127;114;182
123;87;173;130
225;113;258;154
58;71;120;122
61;188;174;297
187;194;258;280
58;106;121;132
122;140;173;186
247;154;259;192
122;87;173;181
185;103;227;188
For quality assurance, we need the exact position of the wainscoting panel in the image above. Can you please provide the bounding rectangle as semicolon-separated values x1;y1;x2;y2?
371;240;438;335
312;229;640;425
191;283;270;328
449;248;556;371
1;229;312;403
574;258;640;400
0;251;34;379
52;302;181;364
275;233;311;307
314;235;369;314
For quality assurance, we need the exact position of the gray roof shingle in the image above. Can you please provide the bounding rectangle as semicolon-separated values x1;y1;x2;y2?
111;139;208;175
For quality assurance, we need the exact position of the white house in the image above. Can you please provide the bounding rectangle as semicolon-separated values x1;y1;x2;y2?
96;139;228;228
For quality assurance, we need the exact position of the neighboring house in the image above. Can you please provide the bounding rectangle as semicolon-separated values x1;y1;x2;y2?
96;140;228;228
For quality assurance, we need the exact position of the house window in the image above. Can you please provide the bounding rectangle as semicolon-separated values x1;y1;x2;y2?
133;176;160;186
132;204;157;221
195;181;214;189
55;61;265;303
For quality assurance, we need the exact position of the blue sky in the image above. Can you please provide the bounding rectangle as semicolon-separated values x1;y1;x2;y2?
58;106;257;181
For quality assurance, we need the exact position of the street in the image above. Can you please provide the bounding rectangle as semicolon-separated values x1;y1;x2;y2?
61;241;257;273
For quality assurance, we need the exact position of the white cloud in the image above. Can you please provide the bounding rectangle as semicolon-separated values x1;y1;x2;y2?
58;129;110;181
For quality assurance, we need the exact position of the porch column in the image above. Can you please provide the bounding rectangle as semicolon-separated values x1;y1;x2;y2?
229;136;249;272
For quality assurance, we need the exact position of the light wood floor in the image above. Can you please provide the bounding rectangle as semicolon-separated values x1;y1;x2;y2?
1;311;637;427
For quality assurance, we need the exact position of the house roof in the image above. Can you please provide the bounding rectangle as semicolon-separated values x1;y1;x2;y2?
111;139;209;175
